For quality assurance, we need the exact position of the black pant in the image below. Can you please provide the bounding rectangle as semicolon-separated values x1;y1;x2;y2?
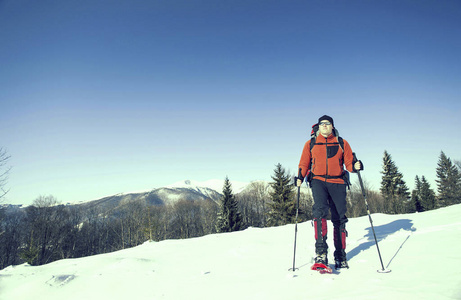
311;179;348;258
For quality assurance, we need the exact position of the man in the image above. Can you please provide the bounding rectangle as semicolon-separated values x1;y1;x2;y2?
296;115;362;269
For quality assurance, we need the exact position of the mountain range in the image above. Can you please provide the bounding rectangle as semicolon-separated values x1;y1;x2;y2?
74;179;253;212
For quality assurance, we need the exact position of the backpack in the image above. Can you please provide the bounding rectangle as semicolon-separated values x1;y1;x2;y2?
306;123;350;188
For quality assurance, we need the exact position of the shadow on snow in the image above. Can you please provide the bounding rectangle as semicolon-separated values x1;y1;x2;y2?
347;218;415;267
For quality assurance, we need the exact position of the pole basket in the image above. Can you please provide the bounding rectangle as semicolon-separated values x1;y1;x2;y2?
377;268;392;273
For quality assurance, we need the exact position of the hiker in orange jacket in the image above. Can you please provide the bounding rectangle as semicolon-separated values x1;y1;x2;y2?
296;115;362;270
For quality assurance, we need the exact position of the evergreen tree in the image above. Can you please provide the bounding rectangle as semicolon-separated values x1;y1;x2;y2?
380;151;410;214
420;176;436;211
411;176;423;213
436;151;461;207
216;177;243;233
267;163;296;226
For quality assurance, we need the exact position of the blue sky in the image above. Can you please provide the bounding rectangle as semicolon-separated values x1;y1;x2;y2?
1;0;460;205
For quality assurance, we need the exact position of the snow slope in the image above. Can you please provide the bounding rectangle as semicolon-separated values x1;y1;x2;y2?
1;205;460;300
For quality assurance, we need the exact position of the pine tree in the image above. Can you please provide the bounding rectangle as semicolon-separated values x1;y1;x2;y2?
420;176;436;211
216;177;243;233
267;163;297;226
436;151;461;207
412;175;437;212
380;151;410;214
411;176;423;213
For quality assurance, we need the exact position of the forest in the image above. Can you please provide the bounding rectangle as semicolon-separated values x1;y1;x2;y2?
1;150;460;270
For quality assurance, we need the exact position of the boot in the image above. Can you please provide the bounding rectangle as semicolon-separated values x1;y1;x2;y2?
335;259;349;269
315;253;328;265
333;225;348;269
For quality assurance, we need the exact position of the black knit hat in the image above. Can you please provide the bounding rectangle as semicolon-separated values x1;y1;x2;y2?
318;115;334;127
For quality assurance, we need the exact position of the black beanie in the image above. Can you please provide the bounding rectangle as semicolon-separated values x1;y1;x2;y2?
318;115;334;127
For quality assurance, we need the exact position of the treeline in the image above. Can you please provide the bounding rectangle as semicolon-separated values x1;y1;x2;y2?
0;178;298;269
0;196;219;269
376;150;461;214
346;150;461;216
1;151;460;270
0;170;311;270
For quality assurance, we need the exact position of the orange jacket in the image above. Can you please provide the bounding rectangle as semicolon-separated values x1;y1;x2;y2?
298;133;355;184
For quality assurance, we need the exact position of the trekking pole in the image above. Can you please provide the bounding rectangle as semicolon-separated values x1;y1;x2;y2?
353;153;391;273
289;168;302;272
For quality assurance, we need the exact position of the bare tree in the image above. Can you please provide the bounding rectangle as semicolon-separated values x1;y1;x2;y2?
238;181;270;227
347;177;386;217
145;205;169;241
299;187;314;221
22;195;70;265
0;148;11;201
348;179;368;217
169;199;205;239
0;206;26;268
198;199;218;235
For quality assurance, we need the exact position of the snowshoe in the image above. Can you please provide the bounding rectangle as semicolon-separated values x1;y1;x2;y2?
311;263;332;274
311;254;332;274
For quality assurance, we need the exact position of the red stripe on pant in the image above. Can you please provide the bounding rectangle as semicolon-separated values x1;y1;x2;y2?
314;218;327;240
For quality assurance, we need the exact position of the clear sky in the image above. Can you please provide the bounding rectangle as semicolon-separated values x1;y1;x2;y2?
1;0;460;205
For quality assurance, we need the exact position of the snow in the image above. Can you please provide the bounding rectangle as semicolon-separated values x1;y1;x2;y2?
1;205;461;300
71;179;249;205
166;179;250;194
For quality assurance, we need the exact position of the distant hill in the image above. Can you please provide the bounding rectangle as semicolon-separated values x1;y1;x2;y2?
75;179;251;213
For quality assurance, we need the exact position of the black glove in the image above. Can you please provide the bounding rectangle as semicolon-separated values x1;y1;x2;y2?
294;176;304;186
294;168;304;186
352;153;364;172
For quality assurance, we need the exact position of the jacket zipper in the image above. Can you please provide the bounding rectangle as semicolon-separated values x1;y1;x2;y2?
325;136;328;182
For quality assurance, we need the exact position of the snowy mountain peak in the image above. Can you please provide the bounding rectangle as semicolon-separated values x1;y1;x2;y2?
166;179;249;194
72;179;254;210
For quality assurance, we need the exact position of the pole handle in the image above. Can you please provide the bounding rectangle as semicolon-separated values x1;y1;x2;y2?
352;152;358;162
352;152;366;196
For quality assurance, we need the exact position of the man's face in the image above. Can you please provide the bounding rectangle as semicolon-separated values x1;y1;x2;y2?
319;120;333;137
